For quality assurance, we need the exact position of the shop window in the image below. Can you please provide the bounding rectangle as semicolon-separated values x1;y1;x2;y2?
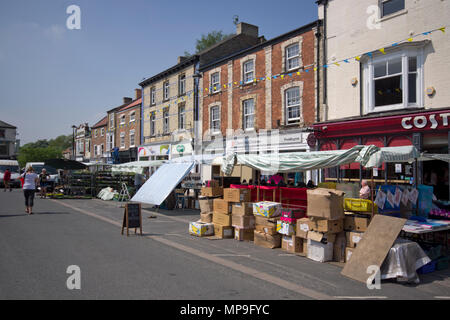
364;49;422;113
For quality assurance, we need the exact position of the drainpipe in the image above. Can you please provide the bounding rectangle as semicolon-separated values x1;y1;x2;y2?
322;0;328;122
316;20;321;123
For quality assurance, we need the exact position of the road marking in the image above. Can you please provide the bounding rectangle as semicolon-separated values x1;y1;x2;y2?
212;254;251;257
278;254;296;257
51;199;333;300
335;296;388;299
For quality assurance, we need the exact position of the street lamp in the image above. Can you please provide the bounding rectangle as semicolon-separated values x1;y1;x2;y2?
72;125;77;160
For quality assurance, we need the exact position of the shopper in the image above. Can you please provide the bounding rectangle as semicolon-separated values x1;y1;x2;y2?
360;180;371;200
39;168;50;199
21;166;39;215
3;168;12;192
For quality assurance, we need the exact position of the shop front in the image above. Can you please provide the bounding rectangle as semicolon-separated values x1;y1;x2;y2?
138;143;171;162
312;108;450;200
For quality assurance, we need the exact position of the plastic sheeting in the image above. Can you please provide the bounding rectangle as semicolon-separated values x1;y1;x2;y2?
364;146;421;168
219;145;380;176
131;162;195;206
380;239;431;283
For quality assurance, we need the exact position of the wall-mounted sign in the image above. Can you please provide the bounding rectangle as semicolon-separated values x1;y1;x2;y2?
401;113;450;130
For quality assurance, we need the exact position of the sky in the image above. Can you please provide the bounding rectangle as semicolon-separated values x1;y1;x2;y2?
0;0;318;145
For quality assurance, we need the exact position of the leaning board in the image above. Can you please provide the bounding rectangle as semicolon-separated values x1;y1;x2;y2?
341;215;406;283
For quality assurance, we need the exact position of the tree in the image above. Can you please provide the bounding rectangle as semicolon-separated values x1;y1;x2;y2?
184;30;233;56
17;134;73;167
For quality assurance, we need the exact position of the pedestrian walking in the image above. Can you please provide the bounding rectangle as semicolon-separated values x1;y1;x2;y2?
39;168;50;199
21;166;39;215
3;168;12;192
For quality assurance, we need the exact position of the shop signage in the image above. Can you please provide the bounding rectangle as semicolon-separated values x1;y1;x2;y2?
121;203;142;236
138;144;170;157
401;113;450;130
176;145;185;153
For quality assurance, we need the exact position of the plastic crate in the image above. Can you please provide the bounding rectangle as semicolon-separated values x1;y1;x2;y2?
417;260;436;274
344;198;377;213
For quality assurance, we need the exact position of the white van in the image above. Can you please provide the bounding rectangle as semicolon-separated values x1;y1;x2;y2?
25;162;59;186
0;160;21;188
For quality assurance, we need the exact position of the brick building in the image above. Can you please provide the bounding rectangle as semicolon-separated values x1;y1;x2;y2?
199;21;323;182
90;116;107;163
74;123;91;162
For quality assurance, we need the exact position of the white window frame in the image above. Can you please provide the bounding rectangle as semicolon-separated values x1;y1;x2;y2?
150;113;156;136
243;60;255;84
178;105;186;130
101;128;104;137
120;114;126;125
363;47;423;114
380;0;405;18
129;111;136;123
243;99;255;131
120;132;125;149
211;72;220;93
210;106;221;134
129;130;135;147
179;75;186;96
109;114;114;128
94;129;98;138
285;87;301;124
163;109;169;134
163;81;170;101
151;87;156;105
286;43;300;71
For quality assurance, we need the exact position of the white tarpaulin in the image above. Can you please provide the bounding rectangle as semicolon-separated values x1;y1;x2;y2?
169;154;223;165
111;161;165;175
364;146;420;168
131;162;195;206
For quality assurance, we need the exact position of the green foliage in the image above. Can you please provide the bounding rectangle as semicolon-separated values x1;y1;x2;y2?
195;31;233;53
17;134;73;167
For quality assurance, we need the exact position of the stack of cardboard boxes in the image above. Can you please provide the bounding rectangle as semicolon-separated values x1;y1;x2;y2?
189;181;223;237
343;198;374;262
253;202;282;249
303;188;346;263
279;208;307;255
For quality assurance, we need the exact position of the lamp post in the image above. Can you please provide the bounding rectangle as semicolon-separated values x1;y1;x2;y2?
72;125;77;160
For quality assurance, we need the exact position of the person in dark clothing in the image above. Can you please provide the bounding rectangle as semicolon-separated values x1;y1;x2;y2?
307;180;316;189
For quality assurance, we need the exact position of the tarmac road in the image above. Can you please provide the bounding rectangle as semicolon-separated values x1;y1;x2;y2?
1;188;449;300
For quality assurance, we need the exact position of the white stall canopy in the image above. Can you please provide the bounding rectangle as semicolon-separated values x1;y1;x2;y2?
131;162;195;206
111;160;165;175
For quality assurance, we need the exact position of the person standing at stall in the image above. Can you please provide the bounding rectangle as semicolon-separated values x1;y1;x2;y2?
3;168;12;192
39;168;50;199
360;180;371;200
21;166;39;215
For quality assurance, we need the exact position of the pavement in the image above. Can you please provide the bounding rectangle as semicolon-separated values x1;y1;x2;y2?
1;188;450;300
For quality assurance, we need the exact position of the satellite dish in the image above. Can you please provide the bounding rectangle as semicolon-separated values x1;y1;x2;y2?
233;15;239;26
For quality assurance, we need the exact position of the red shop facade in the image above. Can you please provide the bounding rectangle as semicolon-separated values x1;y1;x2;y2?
312;108;450;201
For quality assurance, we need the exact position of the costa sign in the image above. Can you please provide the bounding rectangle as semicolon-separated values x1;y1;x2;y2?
401;112;450;130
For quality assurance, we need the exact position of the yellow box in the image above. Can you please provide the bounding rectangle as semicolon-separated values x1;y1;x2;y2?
344;198;378;213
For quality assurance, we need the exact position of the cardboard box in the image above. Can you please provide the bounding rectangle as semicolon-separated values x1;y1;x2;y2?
254;231;281;249
201;187;223;197
300;241;308;257
213;199;232;215
189;222;214;237
213;212;232;227
345;247;355;262
232;215;255;229
282;235;304;254
307;188;345;220
234;228;254;241
214;225;234;239
296;218;310;239
307;231;336;244
308;218;344;234
205;180;219;187
255;225;277;235
232;202;254;216
333;232;347;263
280;208;306;224
346;231;364;248
253;201;282;218
255;216;279;227
200;212;213;223
199;199;214;213
277;220;296;236
223;188;251;203
344;215;371;232
307;239;334;263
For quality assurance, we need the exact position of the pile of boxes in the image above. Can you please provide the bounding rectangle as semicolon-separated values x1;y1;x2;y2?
253;202;282;249
343;198;374;262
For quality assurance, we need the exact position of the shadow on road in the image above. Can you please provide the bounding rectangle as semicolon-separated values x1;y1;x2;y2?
0;214;29;218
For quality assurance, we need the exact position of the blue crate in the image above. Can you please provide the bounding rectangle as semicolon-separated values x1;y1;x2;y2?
417;260;436;274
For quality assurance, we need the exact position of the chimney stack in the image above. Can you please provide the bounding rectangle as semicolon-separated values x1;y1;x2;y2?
236;22;259;37
178;56;188;64
135;88;142;100
123;97;132;104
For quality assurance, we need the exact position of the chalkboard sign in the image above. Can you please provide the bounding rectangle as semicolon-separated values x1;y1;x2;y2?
121;203;142;236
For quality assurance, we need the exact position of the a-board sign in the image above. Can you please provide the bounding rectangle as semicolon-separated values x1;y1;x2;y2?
122;202;143;236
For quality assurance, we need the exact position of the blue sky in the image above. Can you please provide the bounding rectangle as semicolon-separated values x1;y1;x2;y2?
0;0;318;145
